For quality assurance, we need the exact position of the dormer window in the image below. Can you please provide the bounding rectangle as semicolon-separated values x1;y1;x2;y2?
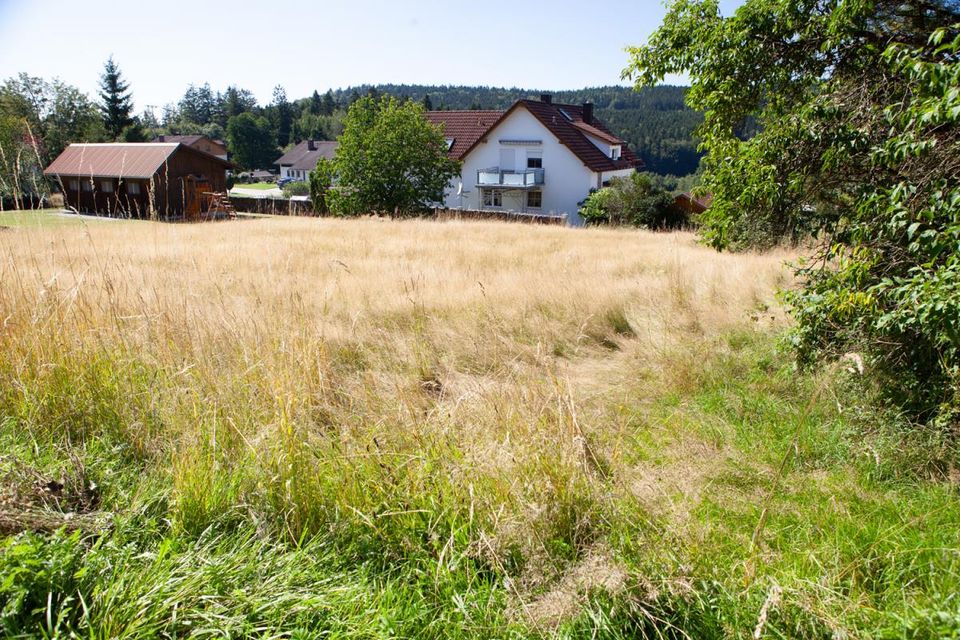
611;146;621;160
445;138;455;150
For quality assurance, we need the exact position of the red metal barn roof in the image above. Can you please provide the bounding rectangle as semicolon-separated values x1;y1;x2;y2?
44;143;231;179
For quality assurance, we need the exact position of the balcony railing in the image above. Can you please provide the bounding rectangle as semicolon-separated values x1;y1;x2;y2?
476;167;544;188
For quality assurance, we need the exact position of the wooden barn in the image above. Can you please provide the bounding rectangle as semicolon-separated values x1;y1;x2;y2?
674;191;713;216
44;142;233;220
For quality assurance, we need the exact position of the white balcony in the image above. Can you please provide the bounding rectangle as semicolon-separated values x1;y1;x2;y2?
476;167;544;188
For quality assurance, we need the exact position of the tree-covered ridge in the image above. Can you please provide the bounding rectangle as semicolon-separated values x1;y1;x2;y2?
328;84;704;176
3;68;705;177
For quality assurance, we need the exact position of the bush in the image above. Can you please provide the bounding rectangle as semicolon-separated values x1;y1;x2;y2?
625;1;960;425
309;157;335;214
281;181;309;198
579;172;687;229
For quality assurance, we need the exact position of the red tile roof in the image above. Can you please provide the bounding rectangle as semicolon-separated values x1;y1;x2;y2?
153;134;228;149
424;111;503;160
428;100;642;173
572;121;622;145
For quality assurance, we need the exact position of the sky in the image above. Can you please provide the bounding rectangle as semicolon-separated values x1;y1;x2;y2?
0;0;744;114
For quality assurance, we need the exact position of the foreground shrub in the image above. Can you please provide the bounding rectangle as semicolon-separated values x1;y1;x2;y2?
625;1;960;425
579;173;687;229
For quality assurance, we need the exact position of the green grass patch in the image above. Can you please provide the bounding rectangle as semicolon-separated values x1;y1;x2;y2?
230;182;277;191
0;209;116;228
1;330;958;637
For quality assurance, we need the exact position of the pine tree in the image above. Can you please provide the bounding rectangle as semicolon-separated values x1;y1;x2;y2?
309;90;322;115
98;56;134;140
322;90;336;116
270;86;293;148
422;94;433;111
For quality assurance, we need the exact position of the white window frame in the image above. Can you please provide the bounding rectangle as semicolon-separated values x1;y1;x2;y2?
483;189;503;208
526;190;542;209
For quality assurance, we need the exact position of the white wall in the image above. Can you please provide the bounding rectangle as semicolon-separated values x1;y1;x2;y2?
442;107;599;226
583;132;615;158
279;166;309;181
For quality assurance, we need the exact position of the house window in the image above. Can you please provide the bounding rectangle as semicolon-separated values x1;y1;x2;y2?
68;179;79;191
445;138;455;150
526;191;542;209
483;189;502;207
82;180;93;192
100;180;114;193
127;182;141;195
527;157;542;169
611;146;621;160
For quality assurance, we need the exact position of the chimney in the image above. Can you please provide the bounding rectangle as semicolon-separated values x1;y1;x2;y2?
540;93;552;104
582;102;594;124
307;140;316;151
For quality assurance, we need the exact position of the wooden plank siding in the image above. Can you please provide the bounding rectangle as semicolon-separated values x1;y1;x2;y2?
52;145;229;219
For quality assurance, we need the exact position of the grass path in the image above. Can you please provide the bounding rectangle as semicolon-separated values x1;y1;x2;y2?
0;208;118;228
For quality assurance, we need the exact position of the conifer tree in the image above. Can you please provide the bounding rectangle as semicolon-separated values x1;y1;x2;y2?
98;56;134;140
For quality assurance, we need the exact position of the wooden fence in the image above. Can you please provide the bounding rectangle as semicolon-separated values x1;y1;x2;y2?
433;207;567;225
229;196;315;216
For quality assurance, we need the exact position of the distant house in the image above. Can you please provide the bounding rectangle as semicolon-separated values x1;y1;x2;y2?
249;169;276;181
426;94;642;225
153;134;228;160
44;142;232;219
674;192;712;215
275;140;338;182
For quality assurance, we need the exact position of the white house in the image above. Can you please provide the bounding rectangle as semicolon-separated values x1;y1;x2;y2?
425;95;641;225
275;140;338;182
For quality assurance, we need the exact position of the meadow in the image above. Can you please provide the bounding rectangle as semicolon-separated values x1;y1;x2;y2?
0;212;957;638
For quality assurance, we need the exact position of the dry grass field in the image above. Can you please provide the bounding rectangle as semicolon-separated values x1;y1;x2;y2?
1;213;958;638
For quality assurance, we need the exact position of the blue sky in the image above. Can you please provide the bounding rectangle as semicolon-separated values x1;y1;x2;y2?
0;0;743;113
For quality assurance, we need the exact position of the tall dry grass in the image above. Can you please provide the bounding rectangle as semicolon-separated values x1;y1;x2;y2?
0;216;794;623
0;219;786;545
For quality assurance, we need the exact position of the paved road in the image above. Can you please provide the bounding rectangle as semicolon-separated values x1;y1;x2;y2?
230;187;283;198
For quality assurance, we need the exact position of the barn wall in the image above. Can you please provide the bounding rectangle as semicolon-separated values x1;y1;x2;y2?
61;177;153;218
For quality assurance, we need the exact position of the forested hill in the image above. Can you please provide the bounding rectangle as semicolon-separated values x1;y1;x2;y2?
331;85;703;176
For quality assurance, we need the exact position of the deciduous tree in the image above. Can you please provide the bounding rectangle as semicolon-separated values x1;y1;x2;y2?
327;96;460;217
226;112;277;170
625;0;960;422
